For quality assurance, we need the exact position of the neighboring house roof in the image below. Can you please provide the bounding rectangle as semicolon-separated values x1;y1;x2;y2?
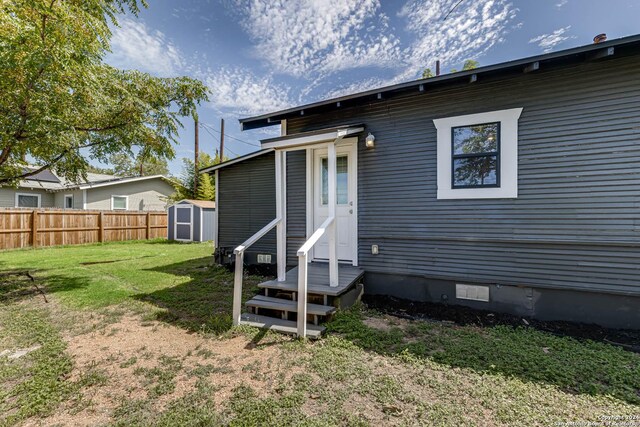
200;149;274;173
62;174;172;191
239;34;640;130
176;199;216;209
13;168;172;193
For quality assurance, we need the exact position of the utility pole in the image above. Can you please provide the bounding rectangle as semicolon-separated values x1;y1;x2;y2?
219;118;225;160
194;118;199;196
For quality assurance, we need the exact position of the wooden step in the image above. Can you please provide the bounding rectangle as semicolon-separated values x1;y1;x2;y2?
239;313;325;339
258;264;365;296
245;295;336;316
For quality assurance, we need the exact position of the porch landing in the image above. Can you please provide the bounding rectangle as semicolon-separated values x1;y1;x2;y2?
258;263;364;296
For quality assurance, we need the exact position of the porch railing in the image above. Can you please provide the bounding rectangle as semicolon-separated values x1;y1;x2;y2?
232;217;281;326
296;215;336;337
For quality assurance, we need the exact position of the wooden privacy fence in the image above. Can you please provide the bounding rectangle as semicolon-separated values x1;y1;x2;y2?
0;208;168;250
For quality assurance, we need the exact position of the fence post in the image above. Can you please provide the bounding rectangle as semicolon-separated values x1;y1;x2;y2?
98;212;104;243
31;210;38;248
146;212;151;240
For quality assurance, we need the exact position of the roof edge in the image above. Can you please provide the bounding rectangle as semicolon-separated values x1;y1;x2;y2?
239;34;640;129
200;149;274;173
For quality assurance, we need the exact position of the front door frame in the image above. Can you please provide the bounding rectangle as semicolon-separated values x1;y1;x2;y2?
305;137;358;266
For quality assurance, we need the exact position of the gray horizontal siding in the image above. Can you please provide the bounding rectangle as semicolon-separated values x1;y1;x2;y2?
286;151;307;265
285;54;640;295
218;151;276;253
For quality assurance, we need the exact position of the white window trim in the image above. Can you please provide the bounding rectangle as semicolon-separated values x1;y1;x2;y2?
433;107;523;199
64;194;74;209
15;192;41;208
111;195;128;210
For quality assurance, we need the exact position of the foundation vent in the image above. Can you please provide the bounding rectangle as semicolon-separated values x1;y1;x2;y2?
456;284;490;302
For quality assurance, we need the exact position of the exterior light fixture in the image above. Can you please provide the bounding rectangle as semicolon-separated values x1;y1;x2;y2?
365;132;376;148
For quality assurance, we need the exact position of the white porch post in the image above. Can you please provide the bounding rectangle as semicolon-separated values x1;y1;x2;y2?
327;142;338;287
275;150;287;281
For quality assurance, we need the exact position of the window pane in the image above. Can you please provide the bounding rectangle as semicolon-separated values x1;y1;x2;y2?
65;196;73;208
321;156;348;205
336;156;348;204
453;123;498;155
112;196;127;209
18;195;39;208
176;207;191;223
453;156;498;187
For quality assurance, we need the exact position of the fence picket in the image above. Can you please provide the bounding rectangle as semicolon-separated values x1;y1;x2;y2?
0;208;167;250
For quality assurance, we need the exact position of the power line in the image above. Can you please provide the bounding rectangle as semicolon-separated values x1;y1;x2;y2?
200;125;223;147
443;0;465;20
199;125;241;158
200;122;260;147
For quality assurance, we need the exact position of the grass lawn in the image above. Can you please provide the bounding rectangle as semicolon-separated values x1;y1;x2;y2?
0;241;638;426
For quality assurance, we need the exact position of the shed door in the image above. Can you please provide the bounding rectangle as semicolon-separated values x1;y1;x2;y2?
174;205;193;241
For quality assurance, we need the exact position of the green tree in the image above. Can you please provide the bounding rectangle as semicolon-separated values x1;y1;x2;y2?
462;59;480;70
0;0;209;186
170;152;224;201
108;152;169;177
422;68;434;78
451;59;480;74
196;173;215;201
87;164;114;175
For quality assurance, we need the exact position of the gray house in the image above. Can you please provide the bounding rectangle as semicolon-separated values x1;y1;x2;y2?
203;35;640;336
0;169;175;211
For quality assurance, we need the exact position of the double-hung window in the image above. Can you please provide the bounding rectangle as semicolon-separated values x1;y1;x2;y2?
451;122;500;189
15;193;41;208
111;195;128;210
434;108;522;199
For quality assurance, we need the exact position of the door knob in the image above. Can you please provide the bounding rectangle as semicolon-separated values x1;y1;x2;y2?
349;201;353;206
349;209;353;214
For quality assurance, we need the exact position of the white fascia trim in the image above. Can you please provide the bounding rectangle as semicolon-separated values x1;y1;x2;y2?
433;108;523;200
262;127;364;150
110;195;128;210
201;149;274;173
15;192;41;208
77;175;166;190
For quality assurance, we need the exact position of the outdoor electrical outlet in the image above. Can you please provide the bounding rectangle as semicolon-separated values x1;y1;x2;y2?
371;244;379;255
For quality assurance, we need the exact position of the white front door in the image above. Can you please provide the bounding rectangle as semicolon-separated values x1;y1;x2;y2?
311;141;357;264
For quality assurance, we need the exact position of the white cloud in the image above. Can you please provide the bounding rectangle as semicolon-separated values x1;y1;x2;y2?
321;77;391;99
315;0;517;101
204;68;293;116
529;26;574;52
109;18;183;75
398;0;516;80
555;0;568;8
233;0;403;77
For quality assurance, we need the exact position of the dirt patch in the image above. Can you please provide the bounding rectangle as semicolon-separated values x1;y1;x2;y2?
362;316;397;332
363;294;640;352
25;315;294;427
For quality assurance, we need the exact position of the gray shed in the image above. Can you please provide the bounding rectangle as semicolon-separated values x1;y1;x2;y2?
167;199;216;242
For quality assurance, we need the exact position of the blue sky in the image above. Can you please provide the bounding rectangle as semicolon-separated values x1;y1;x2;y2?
105;0;639;175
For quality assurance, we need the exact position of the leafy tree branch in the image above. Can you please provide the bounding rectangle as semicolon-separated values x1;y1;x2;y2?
0;0;209;186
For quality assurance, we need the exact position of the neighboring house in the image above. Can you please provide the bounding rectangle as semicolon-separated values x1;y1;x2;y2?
203;34;640;335
0;169;175;211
